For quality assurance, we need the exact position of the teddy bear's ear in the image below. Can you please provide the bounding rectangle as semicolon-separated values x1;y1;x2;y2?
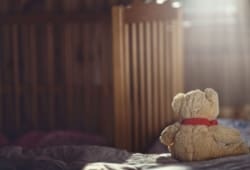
172;93;185;114
204;88;218;103
205;88;219;114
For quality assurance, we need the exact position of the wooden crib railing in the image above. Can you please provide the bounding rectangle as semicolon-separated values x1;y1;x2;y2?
112;1;184;151
0;11;114;141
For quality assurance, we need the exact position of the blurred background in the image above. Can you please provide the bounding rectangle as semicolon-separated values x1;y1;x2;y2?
0;0;250;150
183;0;250;115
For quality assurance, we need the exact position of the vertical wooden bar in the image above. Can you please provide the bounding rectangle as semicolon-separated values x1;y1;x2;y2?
63;5;73;133
0;76;2;130
131;22;139;150
152;21;159;134
145;22;153;139
21;25;31;129
99;19;113;141
119;19;127;149
89;22;97;131
83;23;95;131
12;24;21;130
45;0;55;129
177;10;184;94
0;27;2;130
171;18;183;120
112;6;132;150
29;24;38;128
138;22;146;148
72;23;81;129
124;23;132;148
158;21;165;128
171;20;177;98
46;24;55;129
165;21;173;123
3;25;10;132
82;23;87;130
64;24;73;128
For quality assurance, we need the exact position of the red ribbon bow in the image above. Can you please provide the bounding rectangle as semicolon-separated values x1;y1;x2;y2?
181;118;218;126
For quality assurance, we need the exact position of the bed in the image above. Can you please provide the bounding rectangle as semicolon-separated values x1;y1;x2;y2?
0;118;249;170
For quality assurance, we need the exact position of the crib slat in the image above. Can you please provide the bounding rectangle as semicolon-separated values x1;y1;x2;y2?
90;25;96;130
8;25;16;132
29;25;38;128
12;24;21;130
171;20;182;120
112;6;130;149
64;24;73;128
124;23;132;148
1;26;11;131
165;22;173;123
46;24;55;129
21;25;31;129
145;22;153;139
139;22;147;148
72;24;82;129
164;22;169;124
0;27;2;129
131;22;140;150
152;21;159;134
81;23;93;131
82;23;90;130
158;21;165;128
45;0;56;129
99;20;114;141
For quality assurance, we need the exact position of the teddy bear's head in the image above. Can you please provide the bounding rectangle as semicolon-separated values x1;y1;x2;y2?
172;88;219;120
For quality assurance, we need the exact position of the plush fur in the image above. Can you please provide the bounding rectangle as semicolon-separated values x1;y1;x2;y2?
160;88;249;161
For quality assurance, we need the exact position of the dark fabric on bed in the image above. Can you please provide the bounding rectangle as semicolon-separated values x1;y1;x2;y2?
0;145;131;170
14;131;47;148
0;145;249;170
37;131;108;147
12;131;108;149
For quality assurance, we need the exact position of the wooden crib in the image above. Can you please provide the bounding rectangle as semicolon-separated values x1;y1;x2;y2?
0;0;183;152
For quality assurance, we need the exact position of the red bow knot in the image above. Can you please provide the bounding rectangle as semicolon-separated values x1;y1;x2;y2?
181;118;218;126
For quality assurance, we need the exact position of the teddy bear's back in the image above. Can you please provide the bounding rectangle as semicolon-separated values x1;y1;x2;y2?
173;125;217;161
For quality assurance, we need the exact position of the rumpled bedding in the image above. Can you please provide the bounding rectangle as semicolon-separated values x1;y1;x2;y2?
0;118;249;170
218;118;250;146
0;145;131;170
1;145;249;170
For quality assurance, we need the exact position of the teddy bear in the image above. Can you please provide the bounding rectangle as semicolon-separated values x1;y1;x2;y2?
160;88;249;161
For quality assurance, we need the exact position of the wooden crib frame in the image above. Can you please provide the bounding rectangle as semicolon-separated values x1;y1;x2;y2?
112;1;184;151
0;0;183;152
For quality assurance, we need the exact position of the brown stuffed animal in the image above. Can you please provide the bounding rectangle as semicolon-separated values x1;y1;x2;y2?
160;88;249;161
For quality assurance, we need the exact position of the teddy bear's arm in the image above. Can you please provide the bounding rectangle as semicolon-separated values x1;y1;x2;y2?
210;125;242;144
160;122;181;146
